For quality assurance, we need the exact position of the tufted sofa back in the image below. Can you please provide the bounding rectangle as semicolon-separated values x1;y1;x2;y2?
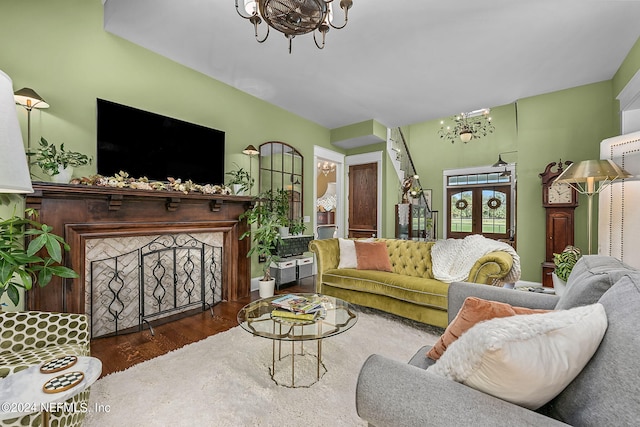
379;238;435;279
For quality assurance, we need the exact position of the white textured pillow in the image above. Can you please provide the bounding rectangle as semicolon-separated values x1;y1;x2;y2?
337;238;357;269
426;303;607;410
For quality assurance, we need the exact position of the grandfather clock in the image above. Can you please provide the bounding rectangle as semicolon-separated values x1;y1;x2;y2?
539;160;579;287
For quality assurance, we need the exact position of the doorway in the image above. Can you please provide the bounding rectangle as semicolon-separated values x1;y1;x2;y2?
346;152;382;238
314;147;344;239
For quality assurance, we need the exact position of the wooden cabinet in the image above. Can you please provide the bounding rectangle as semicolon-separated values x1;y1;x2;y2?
395;204;437;241
545;209;575;261
542;209;575;287
317;211;335;225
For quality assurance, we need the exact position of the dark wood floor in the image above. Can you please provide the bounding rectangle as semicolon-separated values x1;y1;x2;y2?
90;277;316;378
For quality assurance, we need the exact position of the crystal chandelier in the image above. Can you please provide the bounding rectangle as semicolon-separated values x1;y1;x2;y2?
438;108;495;144
235;0;353;54
318;161;336;176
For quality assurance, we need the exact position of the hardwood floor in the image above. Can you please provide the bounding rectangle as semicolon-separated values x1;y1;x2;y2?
90;277;316;378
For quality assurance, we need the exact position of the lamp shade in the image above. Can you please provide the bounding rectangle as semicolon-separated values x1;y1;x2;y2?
459;131;473;143
242;144;259;156
555;159;632;194
0;70;33;193
492;154;507;167
14;87;49;110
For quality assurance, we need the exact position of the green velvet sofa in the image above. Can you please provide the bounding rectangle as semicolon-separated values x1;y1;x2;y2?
308;238;514;328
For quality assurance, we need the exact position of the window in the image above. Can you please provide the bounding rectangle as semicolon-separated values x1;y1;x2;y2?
444;167;516;243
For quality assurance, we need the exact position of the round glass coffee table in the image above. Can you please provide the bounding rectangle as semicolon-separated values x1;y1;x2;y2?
237;293;357;388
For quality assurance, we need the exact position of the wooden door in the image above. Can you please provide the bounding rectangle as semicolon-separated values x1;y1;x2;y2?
447;185;511;240
348;163;378;238
545;208;575;261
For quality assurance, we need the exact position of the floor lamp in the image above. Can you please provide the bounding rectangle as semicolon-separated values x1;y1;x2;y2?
0;70;33;194
14;87;49;172
555;159;632;254
242;145;259;195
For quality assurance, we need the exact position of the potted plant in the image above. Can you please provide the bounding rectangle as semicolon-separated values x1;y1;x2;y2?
30;137;92;183
239;190;285;298
552;245;581;296
272;188;291;237
0;208;79;308
225;163;254;195
289;218;306;236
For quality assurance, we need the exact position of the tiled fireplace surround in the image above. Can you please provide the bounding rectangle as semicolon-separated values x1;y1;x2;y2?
26;183;253;337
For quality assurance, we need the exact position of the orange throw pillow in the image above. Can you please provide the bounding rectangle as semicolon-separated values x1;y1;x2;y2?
354;241;392;272
427;297;551;360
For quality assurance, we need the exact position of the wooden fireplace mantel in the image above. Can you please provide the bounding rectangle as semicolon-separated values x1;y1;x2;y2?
25;182;254;314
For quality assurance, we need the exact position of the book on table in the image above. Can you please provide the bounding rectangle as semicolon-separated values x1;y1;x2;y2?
271;294;323;314
271;309;319;321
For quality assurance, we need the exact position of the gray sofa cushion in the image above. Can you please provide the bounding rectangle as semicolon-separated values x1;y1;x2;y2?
555;255;634;310
547;272;640;425
408;345;436;370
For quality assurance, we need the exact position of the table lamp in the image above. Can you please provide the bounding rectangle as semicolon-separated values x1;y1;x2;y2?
0;70;33;194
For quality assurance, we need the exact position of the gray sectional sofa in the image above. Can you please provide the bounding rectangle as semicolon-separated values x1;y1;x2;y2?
355;255;640;426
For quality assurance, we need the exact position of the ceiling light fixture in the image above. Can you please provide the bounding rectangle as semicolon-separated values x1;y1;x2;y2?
317;161;336;176
438;108;495;144
235;0;353;54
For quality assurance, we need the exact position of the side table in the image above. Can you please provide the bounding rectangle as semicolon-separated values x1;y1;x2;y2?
0;356;102;427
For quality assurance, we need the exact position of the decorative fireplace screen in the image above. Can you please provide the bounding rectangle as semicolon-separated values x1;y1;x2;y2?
88;233;223;338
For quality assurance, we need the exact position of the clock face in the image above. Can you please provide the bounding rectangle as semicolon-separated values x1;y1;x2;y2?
548;182;573;204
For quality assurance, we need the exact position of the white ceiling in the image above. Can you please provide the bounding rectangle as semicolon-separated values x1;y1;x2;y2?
103;0;640;133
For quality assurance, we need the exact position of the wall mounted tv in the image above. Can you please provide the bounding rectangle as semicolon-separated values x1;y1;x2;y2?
97;98;225;185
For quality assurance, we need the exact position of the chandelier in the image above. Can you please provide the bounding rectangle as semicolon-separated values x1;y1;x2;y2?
318;161;336;176
235;0;354;54
438;108;495;144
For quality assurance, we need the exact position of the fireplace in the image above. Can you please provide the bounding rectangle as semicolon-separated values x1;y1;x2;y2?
87;232;223;337
25;183;253;318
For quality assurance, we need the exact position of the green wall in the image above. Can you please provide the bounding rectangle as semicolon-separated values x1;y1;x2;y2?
0;0;335;279
2;1;639;284
406;81;618;282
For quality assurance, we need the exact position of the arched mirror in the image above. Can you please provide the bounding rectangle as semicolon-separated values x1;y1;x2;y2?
259;142;303;226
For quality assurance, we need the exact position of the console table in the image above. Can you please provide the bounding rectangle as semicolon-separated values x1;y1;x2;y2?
25;183;253;314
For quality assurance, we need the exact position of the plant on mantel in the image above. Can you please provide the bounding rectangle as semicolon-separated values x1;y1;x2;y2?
29;137;92;178
225;163;254;195
0;208;79;307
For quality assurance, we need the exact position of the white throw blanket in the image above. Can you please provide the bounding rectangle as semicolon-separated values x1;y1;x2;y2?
431;234;521;285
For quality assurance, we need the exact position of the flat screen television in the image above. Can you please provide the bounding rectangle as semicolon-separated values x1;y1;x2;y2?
97;99;225;185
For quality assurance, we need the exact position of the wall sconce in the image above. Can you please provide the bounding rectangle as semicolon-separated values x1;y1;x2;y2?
0;70;33;193
492;151;517;167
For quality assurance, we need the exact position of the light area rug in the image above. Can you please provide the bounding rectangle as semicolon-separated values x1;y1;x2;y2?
84;310;441;427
